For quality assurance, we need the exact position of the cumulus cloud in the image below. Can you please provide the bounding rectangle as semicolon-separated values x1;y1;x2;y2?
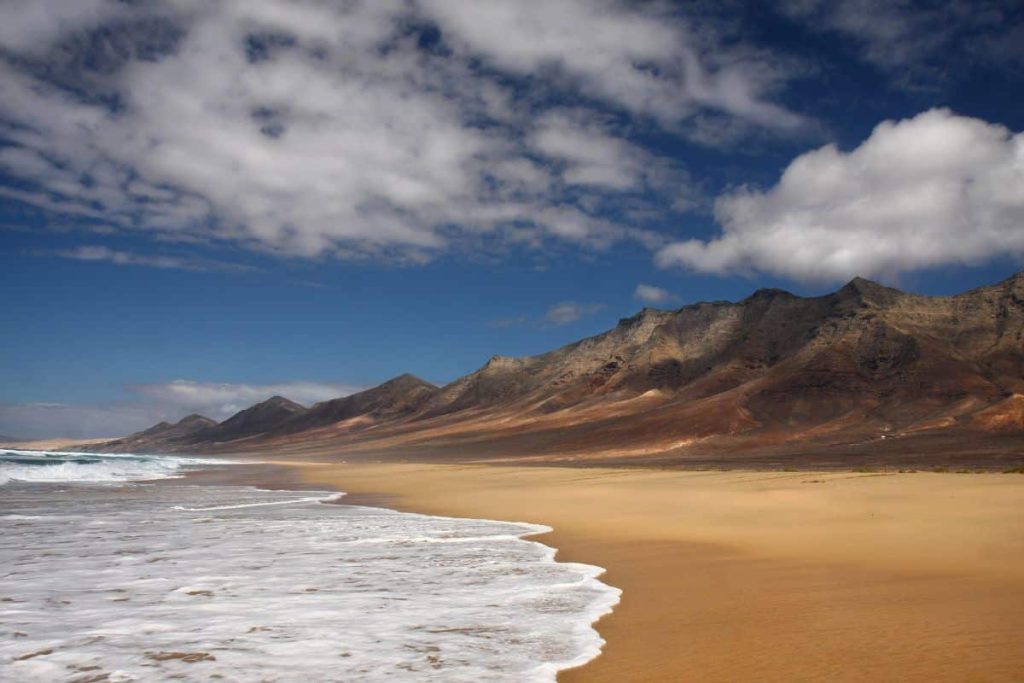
0;380;361;439
0;0;805;263
656;109;1024;282
633;284;677;304
542;302;606;327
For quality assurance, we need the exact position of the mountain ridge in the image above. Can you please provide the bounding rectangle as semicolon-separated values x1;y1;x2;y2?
83;273;1024;468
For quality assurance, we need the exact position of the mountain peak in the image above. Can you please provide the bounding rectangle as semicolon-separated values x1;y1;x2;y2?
617;307;672;328
258;395;305;410
382;373;436;389
484;355;520;370
835;276;903;305
204;396;306;442
284;373;441;431
179;414;216;426
221;396;305;423
999;270;1024;289
839;276;886;293
83;271;1023;465
745;287;796;302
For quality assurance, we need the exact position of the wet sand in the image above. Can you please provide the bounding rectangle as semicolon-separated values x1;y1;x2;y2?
223;461;1024;681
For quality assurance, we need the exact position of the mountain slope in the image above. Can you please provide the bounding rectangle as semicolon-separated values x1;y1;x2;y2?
283;374;438;434
95;414;217;454
197;396;307;443
86;375;438;454
87;273;1024;468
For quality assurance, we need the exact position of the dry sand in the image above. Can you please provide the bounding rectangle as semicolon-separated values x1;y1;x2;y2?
263;462;1024;682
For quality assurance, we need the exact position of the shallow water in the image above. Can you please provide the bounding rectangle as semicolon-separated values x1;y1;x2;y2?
0;453;619;682
0;448;223;485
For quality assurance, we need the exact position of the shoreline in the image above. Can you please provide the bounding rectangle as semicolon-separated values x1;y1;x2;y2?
214;459;1024;682
7;451;1024;679
178;460;620;679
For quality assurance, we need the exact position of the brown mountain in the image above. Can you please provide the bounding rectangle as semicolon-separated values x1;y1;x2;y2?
282;374;438;434
88;376;438;454
197;396;307;443
89;273;1024;468
95;413;217;453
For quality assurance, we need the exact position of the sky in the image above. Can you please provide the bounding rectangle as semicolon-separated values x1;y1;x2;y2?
1;0;1023;438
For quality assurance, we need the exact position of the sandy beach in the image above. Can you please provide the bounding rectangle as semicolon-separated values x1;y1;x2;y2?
234;461;1024;682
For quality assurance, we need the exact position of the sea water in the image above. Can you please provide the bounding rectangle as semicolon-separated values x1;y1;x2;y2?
0;450;620;682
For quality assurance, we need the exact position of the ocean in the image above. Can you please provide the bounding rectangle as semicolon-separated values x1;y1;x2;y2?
0;449;620;682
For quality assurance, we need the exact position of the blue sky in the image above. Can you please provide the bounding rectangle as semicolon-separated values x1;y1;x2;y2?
1;0;1022;438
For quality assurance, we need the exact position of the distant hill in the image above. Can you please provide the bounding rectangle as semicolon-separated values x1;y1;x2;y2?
84;272;1024;469
94;414;217;454
282;374;438;434
85;377;439;454
199;396;307;443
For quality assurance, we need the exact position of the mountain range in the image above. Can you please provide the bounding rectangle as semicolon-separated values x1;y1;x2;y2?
86;272;1024;469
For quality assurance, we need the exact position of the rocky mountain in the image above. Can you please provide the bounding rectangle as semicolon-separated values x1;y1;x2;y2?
86;272;1024;468
87;376;439;454
199;396;307;442
95;414;217;453
282;374;438;434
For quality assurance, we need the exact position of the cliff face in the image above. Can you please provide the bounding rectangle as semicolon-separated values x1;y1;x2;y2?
88;273;1024;467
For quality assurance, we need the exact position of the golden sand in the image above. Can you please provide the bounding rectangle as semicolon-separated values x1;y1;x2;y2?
264;462;1024;681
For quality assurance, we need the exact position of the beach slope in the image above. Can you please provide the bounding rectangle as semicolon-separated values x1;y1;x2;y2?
273;463;1024;682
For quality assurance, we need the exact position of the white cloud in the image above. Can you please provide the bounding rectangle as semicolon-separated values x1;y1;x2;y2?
489;301;608;329
778;0;1023;87
542;302;606;327
529;110;666;191
130;380;362;419
0;0;805;264
48;245;254;272
656;109;1024;282
421;0;807;129
633;284;676;304
488;315;529;329
0;0;125;53
0;380;362;439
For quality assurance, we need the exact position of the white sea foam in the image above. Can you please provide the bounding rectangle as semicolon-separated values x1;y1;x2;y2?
0;484;620;681
0;449;226;485
172;495;338;511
